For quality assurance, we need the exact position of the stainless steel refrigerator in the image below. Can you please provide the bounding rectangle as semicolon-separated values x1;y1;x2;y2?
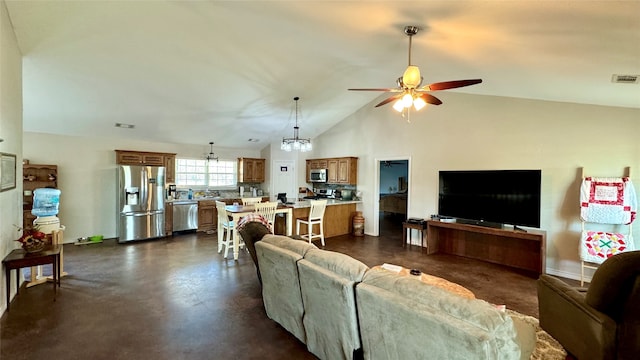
117;165;165;243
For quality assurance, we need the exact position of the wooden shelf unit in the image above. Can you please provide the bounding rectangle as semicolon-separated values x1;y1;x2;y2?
426;220;546;277
23;164;58;230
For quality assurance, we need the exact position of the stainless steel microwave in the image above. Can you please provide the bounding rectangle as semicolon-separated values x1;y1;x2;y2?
309;169;327;182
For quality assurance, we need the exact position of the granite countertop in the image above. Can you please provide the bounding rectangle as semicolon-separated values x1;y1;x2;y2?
166;193;270;203
286;199;361;208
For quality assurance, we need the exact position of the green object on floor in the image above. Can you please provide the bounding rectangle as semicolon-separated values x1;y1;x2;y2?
89;235;103;242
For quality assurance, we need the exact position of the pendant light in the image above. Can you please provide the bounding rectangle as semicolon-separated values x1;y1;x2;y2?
281;96;312;152
205;141;218;162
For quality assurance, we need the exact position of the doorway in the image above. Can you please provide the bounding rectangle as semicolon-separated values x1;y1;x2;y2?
376;158;409;236
271;160;296;203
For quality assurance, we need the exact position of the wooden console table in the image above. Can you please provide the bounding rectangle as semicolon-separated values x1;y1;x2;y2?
426;220;546;277
3;245;61;310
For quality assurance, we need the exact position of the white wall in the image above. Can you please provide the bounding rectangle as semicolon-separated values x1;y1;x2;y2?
23;133;261;243
305;91;640;280
0;0;24;313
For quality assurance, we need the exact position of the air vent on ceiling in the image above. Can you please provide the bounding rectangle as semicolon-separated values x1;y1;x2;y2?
611;74;639;84
115;123;135;129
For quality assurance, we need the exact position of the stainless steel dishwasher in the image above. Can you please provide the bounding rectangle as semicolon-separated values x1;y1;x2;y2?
172;200;198;232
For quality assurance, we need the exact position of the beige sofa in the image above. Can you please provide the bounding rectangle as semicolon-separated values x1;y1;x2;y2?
242;225;535;360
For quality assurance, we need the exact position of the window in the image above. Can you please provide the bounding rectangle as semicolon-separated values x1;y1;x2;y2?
175;158;236;188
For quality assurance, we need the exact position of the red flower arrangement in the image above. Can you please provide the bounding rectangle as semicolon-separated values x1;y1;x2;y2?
15;225;47;253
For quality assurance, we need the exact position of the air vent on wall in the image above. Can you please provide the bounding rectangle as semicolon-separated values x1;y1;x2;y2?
611;74;639;84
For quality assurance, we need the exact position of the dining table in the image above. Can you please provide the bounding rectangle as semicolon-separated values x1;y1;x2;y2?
224;203;293;260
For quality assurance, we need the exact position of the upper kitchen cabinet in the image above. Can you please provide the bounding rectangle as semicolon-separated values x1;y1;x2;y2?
164;154;176;183
308;159;328;170
327;159;339;183
115;150;177;181
337;157;357;184
306;157;358;184
238;157;266;183
306;159;329;183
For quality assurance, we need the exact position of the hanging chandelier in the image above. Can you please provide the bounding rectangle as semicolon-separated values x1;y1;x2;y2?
205;141;218;162
281;96;312;152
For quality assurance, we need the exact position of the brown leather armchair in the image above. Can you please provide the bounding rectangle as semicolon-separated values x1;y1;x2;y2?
537;250;640;360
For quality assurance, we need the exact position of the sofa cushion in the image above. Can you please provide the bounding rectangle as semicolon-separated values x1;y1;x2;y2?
255;236;317;343
297;249;369;359
303;248;369;282
356;268;522;360
262;234;317;255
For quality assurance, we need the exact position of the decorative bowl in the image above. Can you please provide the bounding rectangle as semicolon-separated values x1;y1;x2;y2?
24;241;46;253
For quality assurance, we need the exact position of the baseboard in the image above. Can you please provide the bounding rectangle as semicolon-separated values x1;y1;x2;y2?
545;268;591;283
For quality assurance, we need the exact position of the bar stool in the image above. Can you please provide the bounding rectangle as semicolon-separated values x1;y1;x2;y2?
296;200;327;245
216;201;239;258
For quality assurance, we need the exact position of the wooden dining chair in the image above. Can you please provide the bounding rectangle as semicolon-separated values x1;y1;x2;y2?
254;201;278;233
241;197;262;206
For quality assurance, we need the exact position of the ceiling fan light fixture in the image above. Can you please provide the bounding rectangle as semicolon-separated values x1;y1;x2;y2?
392;99;404;112
413;96;427;110
348;24;482;118
402;65;422;88
401;93;414;107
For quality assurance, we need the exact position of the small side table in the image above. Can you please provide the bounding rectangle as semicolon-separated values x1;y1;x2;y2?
402;222;427;251
3;245;61;311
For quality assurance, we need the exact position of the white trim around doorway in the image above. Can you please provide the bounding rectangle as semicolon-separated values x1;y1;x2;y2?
372;156;411;236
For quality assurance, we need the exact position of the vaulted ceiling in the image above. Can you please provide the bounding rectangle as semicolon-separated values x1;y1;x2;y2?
6;1;640;150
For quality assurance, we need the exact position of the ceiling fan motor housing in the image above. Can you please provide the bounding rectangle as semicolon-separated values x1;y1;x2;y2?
404;26;419;36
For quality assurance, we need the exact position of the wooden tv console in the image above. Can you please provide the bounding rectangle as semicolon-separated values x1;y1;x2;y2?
426;220;546;277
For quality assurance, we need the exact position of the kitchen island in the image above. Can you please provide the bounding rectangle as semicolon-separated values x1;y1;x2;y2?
275;199;361;238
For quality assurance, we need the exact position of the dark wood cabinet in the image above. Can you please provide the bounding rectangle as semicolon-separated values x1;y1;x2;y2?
164;154;176;183
426;220;546;277
165;202;173;235
23;164;58;230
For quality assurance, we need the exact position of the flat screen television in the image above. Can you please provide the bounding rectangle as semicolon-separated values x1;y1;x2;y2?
438;170;541;228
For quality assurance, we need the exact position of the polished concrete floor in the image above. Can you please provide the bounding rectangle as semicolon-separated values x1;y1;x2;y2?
1;215;574;359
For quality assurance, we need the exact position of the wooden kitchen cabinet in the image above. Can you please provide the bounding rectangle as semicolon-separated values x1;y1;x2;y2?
164;154;176;183
327;159;339;183
198;200;216;233
306;157;358;184
165;202;173;235
23;164;58;230
238;157;266;183
337;157;357;184
115;150;176;169
308;160;328;169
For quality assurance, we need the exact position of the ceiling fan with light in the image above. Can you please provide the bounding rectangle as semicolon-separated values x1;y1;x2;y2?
382;160;406;167
349;26;482;120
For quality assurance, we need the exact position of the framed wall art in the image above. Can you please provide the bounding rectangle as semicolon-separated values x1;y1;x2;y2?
0;152;17;192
